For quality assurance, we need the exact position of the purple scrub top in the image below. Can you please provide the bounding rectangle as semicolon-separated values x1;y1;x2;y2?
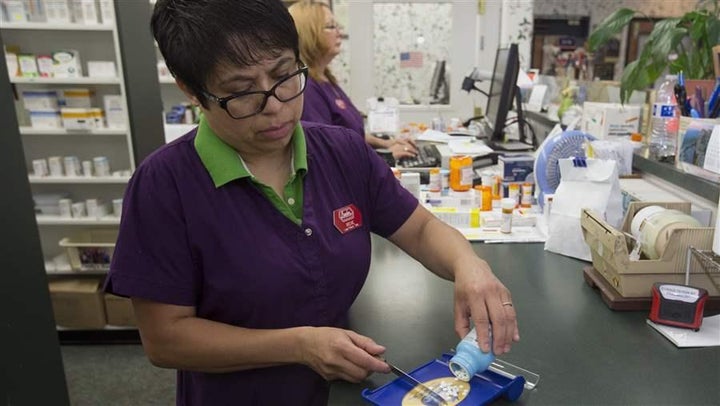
302;77;365;139
104;122;418;406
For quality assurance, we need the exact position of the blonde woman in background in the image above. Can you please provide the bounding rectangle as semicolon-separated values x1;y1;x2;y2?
289;0;418;161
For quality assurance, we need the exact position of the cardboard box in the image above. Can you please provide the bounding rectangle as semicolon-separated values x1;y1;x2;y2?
61;88;93;108
29;109;62;128
49;278;106;329
61;107;96;130
52;49;82;78
498;155;534;182
22;90;59;110
104;294;136;326
581;102;642;139
581;202;717;297
103;95;125;128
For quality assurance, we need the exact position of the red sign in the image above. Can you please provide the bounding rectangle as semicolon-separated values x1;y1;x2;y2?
333;204;362;234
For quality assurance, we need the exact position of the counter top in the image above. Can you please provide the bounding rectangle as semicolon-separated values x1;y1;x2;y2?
329;237;720;405
633;150;720;204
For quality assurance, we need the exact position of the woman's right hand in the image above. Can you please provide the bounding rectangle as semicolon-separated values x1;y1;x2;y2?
297;327;391;382
389;138;418;160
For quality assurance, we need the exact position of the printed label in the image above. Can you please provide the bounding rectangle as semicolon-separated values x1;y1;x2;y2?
659;284;700;303
652;103;676;118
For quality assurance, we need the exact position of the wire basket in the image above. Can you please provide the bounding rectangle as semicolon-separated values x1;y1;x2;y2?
688;247;720;294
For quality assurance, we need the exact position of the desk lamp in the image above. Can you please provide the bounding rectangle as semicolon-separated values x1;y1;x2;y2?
461;68;492;127
461;67;491;97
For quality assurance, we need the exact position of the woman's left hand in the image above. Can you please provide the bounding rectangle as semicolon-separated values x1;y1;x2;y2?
453;258;519;356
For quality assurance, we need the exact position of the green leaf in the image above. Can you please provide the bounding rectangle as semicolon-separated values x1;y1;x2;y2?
708;18;720;45
687;13;707;44
587;8;637;52
620;59;652;103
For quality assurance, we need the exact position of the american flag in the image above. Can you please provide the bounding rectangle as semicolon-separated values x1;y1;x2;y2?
399;51;423;68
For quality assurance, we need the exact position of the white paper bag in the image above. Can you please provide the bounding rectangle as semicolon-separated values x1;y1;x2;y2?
544;157;624;261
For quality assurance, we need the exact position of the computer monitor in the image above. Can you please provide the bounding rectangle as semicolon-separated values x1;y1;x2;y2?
429;60;449;104
484;44;520;143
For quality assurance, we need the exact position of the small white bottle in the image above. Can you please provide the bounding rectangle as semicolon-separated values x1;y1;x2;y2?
500;198;515;233
449;327;495;381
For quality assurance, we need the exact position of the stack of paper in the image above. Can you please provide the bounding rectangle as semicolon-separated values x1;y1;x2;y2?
646;315;720;347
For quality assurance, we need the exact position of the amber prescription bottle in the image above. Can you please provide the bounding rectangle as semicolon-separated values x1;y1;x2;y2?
449;155;473;192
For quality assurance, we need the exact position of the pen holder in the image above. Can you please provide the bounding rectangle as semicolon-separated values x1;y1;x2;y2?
684;79;715;104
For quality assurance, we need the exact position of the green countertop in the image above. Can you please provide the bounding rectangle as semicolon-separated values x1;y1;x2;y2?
329;237;720;405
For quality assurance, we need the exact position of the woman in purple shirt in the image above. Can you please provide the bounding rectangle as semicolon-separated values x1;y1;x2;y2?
289;1;417;161
105;1;519;405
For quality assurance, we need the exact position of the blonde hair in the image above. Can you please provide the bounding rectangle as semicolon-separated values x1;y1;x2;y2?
288;0;337;85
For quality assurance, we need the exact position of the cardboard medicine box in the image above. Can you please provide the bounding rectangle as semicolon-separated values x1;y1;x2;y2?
104;294;136;326
581;102;642;139
29;109;62;128
498;155;534;183
52;50;82;78
22;90;59;110
581;201;717;298
49;278;106;329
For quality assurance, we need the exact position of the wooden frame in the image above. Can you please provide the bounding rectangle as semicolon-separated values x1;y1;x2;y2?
625;18;659;64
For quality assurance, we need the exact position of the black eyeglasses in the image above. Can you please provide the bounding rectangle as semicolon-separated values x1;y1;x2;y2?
202;65;308;120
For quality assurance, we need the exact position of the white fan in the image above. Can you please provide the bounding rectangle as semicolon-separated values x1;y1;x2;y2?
534;130;596;207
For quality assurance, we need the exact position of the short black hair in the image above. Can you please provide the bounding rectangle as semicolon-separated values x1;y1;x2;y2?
151;0;299;107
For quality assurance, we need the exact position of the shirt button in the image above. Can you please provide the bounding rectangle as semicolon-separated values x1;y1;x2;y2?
304;228;312;236
287;197;295;205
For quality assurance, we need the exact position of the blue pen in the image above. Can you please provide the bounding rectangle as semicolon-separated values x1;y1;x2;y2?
690;108;700;118
674;71;689;116
695;87;705;118
678;72;692;115
706;77;720;116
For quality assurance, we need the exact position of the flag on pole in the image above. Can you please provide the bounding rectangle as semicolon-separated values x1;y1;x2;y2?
399;51;423;68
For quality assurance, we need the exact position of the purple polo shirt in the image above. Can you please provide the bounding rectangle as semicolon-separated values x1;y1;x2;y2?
302;77;365;138
104;120;418;405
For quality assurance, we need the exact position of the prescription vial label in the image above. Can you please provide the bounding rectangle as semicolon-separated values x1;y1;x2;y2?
450;155;472;192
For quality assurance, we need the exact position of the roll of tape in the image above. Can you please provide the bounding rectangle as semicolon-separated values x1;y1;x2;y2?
638;208;701;259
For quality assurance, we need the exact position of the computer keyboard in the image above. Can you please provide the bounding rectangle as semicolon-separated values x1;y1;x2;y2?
397;144;442;168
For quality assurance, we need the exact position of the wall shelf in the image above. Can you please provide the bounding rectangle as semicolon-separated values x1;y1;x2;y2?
36;215;120;226
10;77;120;85
47;270;107;276
0;22;115;31
20;126;127;135
29;175;130;184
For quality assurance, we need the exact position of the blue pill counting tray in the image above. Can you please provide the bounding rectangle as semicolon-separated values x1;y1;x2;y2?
362;353;525;405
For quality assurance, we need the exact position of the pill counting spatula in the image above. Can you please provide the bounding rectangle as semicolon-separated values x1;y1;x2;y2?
383;359;448;406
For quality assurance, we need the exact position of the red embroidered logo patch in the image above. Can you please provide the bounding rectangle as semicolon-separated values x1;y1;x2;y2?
333;204;362;234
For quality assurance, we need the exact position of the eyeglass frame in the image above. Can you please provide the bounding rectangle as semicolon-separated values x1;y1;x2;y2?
201;64;309;120
323;22;342;31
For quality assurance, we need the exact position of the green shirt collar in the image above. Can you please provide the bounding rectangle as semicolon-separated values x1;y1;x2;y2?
194;117;308;187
